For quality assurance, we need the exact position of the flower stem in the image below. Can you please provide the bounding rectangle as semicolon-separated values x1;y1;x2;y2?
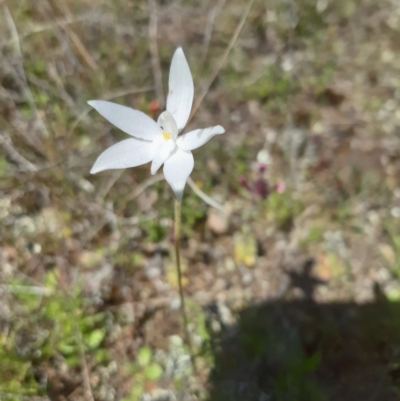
174;199;197;373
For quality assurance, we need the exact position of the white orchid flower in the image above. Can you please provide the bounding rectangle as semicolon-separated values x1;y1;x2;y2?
89;47;225;200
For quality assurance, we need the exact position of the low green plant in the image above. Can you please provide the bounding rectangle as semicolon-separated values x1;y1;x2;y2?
0;270;108;398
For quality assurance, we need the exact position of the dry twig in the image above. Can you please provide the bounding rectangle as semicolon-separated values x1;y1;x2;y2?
148;0;165;108
0;131;38;172
202;0;227;61
3;5;49;137
189;0;255;123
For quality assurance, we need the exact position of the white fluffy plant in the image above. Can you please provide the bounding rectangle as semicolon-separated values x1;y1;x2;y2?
89;47;225;369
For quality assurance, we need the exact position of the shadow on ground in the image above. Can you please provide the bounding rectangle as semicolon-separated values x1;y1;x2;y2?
207;260;400;401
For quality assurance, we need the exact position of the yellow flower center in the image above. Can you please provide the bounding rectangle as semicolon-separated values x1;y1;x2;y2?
162;131;172;140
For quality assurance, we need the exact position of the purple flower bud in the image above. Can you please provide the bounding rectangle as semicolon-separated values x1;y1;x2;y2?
253;178;269;199
257;162;267;174
239;176;249;187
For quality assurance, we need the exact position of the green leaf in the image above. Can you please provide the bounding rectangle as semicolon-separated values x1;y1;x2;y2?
95;348;109;363
300;352;321;372
137;346;152;367
387;288;400;302
129;383;144;400
145;363;163;380
86;329;105;349
59;342;76;355
44;270;59;290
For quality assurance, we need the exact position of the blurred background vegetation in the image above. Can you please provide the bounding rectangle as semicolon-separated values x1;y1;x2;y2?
2;0;400;400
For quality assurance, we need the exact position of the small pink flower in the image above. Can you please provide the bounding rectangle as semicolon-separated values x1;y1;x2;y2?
275;180;286;194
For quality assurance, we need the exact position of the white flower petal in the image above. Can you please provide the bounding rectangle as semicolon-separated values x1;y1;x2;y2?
90;138;154;174
176;125;225;151
166;48;194;132
157;111;178;138
150;138;176;175
163;148;194;200
88;100;160;140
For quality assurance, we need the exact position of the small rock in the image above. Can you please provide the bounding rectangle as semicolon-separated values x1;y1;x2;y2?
207;209;229;234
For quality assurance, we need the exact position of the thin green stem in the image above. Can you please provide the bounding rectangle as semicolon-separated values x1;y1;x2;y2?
174;199;197;373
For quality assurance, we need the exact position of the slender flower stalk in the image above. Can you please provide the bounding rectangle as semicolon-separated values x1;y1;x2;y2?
88;48;224;368
174;199;196;372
